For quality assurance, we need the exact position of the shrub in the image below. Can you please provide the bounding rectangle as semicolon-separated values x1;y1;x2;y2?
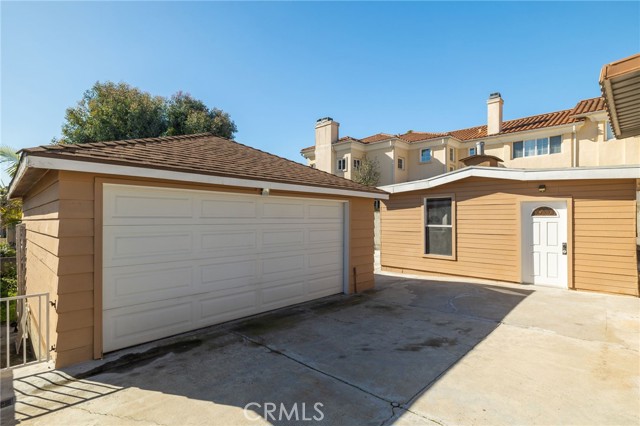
0;242;16;258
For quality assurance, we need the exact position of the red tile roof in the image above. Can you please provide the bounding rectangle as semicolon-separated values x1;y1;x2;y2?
360;133;394;143
301;97;607;152
22;133;385;194
397;131;449;142
570;97;607;116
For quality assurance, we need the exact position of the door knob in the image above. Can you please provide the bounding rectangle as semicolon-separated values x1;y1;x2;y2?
562;243;567;255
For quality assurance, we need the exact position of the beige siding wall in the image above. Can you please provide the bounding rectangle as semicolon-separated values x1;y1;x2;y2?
348;198;375;292
22;171;96;367
21;172;375;367
381;177;638;297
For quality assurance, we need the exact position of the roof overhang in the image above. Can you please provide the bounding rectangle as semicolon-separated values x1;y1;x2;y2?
379;165;640;194
9;154;388;200
600;53;640;139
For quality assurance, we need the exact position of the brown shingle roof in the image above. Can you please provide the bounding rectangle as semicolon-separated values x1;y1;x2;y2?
22;133;385;194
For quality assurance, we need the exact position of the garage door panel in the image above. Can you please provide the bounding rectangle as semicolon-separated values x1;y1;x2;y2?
200;231;258;252
103;265;193;310
112;232;192;257
262;253;306;275
104;299;195;352
103;184;346;352
308;274;343;296
308;250;343;269
308;228;342;244
262;229;305;247
199;292;258;324
261;282;305;308
308;203;343;219
200;259;258;291
262;201;305;219
109;194;194;221
200;198;257;219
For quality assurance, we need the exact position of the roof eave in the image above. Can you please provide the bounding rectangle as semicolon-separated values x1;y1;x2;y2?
600;54;640;139
11;154;388;200
379;165;640;194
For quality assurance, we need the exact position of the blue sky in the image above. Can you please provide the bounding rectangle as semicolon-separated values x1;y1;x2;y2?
1;1;639;184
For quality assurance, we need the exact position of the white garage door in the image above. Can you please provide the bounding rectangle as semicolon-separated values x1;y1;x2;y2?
102;184;345;352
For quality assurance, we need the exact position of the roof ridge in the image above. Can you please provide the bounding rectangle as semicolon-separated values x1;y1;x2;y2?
348;98;605;143
34;132;213;152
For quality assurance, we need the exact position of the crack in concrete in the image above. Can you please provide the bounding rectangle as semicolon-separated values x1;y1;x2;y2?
72;405;169;426
231;331;396;406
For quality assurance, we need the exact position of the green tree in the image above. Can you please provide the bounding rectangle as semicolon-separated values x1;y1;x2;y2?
0;146;20;178
61;82;166;144
166;92;237;139
0;187;21;228
57;82;237;144
353;157;381;187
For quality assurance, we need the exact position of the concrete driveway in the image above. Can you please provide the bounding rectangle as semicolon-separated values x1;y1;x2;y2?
2;273;639;425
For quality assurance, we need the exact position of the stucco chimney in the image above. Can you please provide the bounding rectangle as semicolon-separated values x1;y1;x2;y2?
314;117;339;173
487;93;503;135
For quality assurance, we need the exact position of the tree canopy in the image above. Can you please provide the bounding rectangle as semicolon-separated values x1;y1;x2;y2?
166;92;237;138
352;157;381;187
57;82;237;144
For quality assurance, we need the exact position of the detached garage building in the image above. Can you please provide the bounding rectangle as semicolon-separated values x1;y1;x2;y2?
380;166;640;297
8;133;386;367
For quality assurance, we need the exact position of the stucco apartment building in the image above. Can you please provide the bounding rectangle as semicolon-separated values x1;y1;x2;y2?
301;90;640;297
301;94;640;185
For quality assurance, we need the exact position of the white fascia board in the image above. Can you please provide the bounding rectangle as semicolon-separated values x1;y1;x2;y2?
20;155;389;200
379;166;640;194
6;155;28;198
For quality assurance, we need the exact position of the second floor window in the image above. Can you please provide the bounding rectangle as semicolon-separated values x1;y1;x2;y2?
420;148;431;163
449;148;455;162
469;147;477;156
337;158;347;171
398;157;405;170
353;159;361;170
513;135;561;158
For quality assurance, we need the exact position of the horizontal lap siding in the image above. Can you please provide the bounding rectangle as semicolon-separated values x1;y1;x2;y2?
22;171;61;359
381;179;520;283
573;180;638;295
349;198;375;292
53;172;96;367
381;178;638;296
22;171;96;367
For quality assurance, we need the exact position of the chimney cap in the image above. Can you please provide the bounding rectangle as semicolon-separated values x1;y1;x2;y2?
316;117;333;123
489;92;502;99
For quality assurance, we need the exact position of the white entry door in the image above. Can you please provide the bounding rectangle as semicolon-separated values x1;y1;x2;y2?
102;184;346;352
521;201;568;288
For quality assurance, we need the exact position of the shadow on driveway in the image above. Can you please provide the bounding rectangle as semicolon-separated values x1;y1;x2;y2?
8;273;628;425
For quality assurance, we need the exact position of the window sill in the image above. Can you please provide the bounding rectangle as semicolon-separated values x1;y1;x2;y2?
422;253;457;261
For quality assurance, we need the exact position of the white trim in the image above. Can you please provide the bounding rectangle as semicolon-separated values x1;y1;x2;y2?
13;155;388;200
379;165;640;194
7;154;28;198
343;202;350;294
